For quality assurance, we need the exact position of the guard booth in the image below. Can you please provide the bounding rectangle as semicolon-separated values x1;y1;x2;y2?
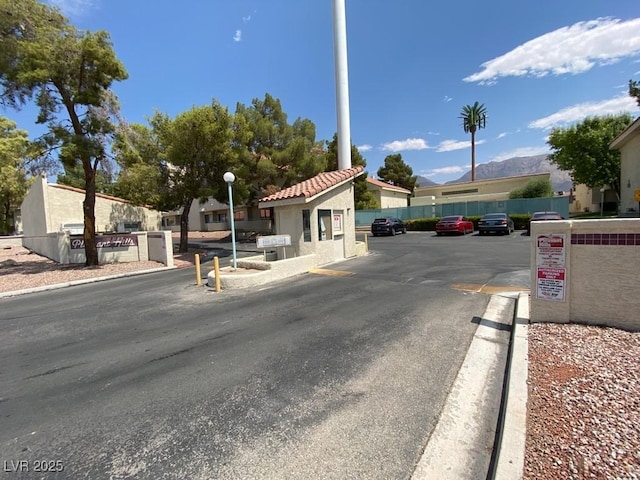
258;167;364;265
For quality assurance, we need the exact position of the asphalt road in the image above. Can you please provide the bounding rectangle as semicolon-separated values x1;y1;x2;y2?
0;230;531;479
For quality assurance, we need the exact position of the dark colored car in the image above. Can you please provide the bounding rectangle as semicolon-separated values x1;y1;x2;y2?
477;213;514;236
435;215;474;236
371;217;406;236
526;211;564;235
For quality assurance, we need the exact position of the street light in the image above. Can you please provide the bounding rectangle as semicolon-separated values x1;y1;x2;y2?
223;171;238;269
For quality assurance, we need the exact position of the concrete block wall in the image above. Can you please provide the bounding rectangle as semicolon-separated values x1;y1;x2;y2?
530;218;640;331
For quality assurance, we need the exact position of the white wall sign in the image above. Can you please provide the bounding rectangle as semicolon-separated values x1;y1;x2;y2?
256;235;291;249
536;267;566;301
535;233;566;267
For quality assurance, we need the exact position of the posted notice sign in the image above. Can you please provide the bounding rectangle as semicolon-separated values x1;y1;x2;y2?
536;267;566;301
536;233;566;267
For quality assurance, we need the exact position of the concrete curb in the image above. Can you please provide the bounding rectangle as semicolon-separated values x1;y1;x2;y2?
0;266;175;299
412;294;515;480
493;291;530;479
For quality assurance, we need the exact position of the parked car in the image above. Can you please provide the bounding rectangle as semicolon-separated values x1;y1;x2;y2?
526;211;564;235
371;217;406;236
477;213;514;235
435;215;474;236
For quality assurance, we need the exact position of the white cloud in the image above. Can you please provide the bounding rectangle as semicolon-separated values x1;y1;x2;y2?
464;17;640;84
497;132;508;139
490;147;551;162
443;96;453;103
233;30;242;42
356;144;372;152
529;95;638;130
381;138;428;152
436;139;486;152
242;15;251;23
47;0;95;16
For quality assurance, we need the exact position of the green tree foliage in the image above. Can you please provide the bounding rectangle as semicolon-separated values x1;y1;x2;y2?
547;114;633;201
234;93;326;204
151;101;240;252
325;133;378;209
111;122;164;207
629;79;640;107
509;178;554;199
459;102;487;182
376;154;417;192
0;117;31;234
0;0;128;265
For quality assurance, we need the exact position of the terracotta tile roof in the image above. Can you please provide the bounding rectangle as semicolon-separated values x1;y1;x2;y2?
259;166;364;204
366;177;412;194
50;183;133;205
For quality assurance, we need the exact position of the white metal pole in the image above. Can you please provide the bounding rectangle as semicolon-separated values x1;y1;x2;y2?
332;0;352;170
227;182;238;269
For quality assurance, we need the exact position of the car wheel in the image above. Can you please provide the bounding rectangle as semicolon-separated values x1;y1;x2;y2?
390;228;396;236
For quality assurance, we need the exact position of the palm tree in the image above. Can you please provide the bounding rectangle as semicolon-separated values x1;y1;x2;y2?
459;102;487;182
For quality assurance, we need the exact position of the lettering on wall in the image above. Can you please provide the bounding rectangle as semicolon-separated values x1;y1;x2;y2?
70;235;139;250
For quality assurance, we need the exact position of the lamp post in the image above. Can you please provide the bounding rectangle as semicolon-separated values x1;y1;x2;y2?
223;171;238;269
600;187;606;217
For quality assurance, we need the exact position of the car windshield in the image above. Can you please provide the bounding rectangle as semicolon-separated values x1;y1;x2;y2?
373;218;389;223
482;214;506;219
440;216;461;222
532;212;561;219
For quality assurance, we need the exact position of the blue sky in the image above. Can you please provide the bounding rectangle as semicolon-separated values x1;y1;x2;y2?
4;0;640;184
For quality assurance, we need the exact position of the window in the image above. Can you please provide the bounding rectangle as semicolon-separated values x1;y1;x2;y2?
233;210;245;221
260;208;272;219
204;214;213;224
302;209;311;242
217;213;227;222
318;209;332;241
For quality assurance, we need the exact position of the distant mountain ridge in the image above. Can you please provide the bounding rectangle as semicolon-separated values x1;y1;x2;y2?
416;154;573;192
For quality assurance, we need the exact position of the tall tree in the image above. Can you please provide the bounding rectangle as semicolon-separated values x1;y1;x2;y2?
0;116;30;234
152;101;240;253
547;114;633;201
377;153;417;192
0;0;128;265
459;102;487;182
111;122;164;207
630;79;640;107
325;133;378;209
234;93;326;203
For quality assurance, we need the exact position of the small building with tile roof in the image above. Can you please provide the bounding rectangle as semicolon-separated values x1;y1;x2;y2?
365;177;411;208
258;166;365;265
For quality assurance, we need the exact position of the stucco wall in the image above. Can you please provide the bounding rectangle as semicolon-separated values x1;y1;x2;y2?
380;190;409;208
530;218;640;331
46;186;161;233
414;173;551;202
20;175;49;238
619;132;640;216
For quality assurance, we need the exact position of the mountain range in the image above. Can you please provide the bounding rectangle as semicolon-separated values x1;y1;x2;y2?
416;155;573;192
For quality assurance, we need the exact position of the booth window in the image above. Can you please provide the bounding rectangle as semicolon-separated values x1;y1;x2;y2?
302;209;311;242
318;209;332;241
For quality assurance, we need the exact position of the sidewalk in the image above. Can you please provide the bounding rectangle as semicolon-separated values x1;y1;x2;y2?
412;292;529;480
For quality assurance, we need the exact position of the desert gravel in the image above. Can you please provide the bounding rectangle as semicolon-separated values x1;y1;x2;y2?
525;322;640;480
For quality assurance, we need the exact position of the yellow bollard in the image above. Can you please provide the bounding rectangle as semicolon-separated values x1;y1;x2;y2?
364;233;369;252
213;256;221;292
194;253;202;286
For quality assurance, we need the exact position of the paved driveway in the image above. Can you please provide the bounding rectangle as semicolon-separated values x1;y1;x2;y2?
0;231;530;479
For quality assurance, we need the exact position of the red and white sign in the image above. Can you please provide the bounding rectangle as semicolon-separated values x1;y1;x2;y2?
536;267;566;301
536;234;566;267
